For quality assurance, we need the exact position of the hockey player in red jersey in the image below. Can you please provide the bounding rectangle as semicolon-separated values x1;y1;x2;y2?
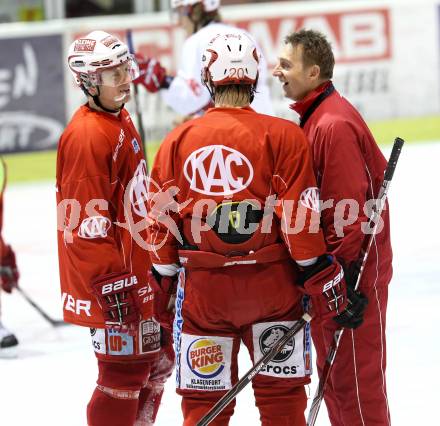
57;31;173;426
273;29;392;425
0;158;19;349
147;30;366;425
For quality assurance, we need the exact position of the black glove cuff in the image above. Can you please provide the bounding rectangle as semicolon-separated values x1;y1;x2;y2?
161;75;174;89
297;254;332;286
151;267;163;285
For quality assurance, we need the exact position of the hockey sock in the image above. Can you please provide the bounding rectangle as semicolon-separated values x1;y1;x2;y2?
87;386;139;426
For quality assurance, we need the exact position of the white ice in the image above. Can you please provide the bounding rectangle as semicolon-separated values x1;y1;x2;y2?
1;141;439;425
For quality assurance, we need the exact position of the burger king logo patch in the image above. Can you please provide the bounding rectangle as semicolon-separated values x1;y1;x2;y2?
178;333;233;391
187;338;225;378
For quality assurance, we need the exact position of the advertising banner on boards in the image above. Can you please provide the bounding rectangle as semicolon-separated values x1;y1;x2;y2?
0;34;65;154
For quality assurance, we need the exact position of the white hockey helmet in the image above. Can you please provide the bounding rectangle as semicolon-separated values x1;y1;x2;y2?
171;0;220;13
202;31;259;87
67;30;139;89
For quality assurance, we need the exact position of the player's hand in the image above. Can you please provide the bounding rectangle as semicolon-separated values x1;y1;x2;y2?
91;271;141;331
148;268;178;330
333;286;368;329
0;245;19;293
333;260;368;329
297;255;348;322
133;54;167;93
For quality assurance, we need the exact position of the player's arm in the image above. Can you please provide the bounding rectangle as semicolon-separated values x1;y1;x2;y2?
146;136;181;266
271;125;326;260
145;138;182;329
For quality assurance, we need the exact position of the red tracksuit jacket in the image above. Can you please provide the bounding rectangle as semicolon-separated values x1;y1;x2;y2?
291;81;393;288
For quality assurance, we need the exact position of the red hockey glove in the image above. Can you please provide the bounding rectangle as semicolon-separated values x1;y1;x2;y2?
0;245;19;293
133;54;169;93
148;268;178;330
297;255;348;323
91;271;141;330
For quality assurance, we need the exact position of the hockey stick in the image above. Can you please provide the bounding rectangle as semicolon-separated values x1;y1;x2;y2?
126;29;149;172
196;313;312;426
306;136;404;426
17;287;67;327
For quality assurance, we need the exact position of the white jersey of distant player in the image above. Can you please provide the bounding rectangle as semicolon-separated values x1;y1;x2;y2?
161;22;274;116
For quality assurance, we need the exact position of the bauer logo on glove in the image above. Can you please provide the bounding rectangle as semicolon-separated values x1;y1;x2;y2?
322;268;344;293
91;271;141;328
100;275;138;295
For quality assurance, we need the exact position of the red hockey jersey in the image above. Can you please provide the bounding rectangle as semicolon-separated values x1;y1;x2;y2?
147;106;326;265
56;105;153;327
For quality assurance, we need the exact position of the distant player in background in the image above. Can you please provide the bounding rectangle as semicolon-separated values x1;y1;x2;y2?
0;158;19;349
147;30;364;425
57;31;173;426
133;0;274;122
273;29;392;425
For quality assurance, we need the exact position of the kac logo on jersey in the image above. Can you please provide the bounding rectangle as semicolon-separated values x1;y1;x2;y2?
300;187;320;213
130;160;148;217
259;325;295;362
78;216;111;239
183;145;253;196
186;338;225;378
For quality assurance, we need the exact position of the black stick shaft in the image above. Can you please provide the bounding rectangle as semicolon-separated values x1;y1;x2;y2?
384;137;404;181
126;29;148;171
17;287;66;327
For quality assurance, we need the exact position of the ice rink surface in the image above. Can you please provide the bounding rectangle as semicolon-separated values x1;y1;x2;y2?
1;141;439;425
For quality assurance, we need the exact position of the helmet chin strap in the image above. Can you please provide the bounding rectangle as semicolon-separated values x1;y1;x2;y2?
83;85;124;113
93;94;123;113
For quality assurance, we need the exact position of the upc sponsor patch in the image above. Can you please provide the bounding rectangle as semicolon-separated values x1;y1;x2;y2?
139;319;161;354
177;333;233;391
252;321;309;378
107;330;134;356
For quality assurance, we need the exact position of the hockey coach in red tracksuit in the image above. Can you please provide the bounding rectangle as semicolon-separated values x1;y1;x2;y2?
147;30;367;426
273;29;393;426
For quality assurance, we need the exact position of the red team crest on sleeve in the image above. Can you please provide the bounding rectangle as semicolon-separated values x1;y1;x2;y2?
78;216;112;239
300;187;321;213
